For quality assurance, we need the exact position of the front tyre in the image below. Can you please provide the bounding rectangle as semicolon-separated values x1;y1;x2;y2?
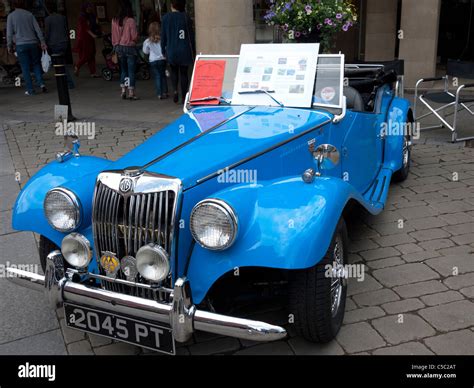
288;218;348;343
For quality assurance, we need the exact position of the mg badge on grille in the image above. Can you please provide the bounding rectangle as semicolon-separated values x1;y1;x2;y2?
100;252;121;277
119;178;133;193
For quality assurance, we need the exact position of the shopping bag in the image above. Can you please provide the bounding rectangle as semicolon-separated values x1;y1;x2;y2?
41;50;52;73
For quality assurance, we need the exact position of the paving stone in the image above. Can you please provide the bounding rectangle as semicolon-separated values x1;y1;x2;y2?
366;257;405;269
353;289;400;307
409;228;451;242
419;301;474;332
395;243;423;255
0;210;13;235
424;330;474;355
370;222;414;236
337;322;385;353
442;222;474;236
372;342;434;355
94;341;141;355
88;334;113;347
409;217;448;231
452;233;474;245
373;263;439;288
439;212;474;226
419;238;455;251
437;245;474;256
0;175;19;211
288;337;344;355
348;239;379;253
432;201;474;214
425;254;474;277
0;330;66;355
345;298;357;311
234;341;293;355
360;247;401;261
381;298;425;314
444;273;474;290
344;306;386;324
420;291;464;306
188;337;241;355
374;234;416;247
394;280;448;298
402;250;440;263
59;319;86;344
372;314;436;345
347;274;383;296
459;286;474;298
67;340;94;355
397;206;439;220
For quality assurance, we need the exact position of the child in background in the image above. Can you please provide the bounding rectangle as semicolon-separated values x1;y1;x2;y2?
143;22;169;99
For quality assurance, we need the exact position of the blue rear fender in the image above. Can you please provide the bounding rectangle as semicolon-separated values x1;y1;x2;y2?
187;175;369;304
12;156;111;248
384;97;412;173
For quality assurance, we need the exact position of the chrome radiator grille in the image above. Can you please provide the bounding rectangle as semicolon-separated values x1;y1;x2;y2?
92;170;181;300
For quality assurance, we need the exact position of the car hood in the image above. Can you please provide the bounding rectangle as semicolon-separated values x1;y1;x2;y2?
113;105;332;189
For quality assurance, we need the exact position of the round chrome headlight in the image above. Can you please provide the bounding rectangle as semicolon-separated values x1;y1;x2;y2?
136;244;170;283
44;188;81;232
61;233;92;269
190;199;238;250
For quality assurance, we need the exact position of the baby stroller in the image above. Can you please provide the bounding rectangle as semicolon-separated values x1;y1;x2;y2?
101;34;151;82
0;45;22;87
101;34;119;81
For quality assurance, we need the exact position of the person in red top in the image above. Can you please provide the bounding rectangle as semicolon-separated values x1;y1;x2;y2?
74;2;99;77
112;0;139;100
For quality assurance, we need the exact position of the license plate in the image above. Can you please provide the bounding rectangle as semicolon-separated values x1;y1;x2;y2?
64;303;175;355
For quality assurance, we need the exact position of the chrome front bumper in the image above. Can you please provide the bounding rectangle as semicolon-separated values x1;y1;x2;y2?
6;251;287;344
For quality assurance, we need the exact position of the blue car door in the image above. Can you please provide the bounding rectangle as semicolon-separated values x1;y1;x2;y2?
341;110;383;193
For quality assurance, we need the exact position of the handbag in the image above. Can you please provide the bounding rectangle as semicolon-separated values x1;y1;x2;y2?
111;51;119;64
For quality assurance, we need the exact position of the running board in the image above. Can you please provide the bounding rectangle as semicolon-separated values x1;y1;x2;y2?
363;168;393;210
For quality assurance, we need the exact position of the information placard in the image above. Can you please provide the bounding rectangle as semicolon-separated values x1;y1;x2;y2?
231;44;319;108
190;60;226;105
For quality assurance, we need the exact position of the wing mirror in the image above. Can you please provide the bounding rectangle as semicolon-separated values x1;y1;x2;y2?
313;144;340;171
303;144;340;183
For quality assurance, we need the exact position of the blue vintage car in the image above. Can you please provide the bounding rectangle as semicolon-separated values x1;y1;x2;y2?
7;49;412;354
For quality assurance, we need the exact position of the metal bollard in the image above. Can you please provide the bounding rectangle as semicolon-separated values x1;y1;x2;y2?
51;53;75;121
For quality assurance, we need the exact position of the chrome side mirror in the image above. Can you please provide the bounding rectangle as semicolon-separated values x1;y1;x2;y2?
313;144;340;171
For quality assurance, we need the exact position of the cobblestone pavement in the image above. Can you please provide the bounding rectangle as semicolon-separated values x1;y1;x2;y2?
1;81;474;355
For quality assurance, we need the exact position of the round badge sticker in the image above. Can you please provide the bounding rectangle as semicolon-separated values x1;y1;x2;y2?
321;87;336;103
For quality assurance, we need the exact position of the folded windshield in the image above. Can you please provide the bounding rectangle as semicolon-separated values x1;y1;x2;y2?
186;45;344;110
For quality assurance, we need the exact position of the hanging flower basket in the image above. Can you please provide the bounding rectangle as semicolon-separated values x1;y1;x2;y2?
264;0;358;52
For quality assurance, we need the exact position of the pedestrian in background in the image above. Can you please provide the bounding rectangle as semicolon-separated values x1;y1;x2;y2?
112;0;139;100
161;0;195;104
45;1;75;89
143;22;168;100
6;0;48;95
74;2;99;78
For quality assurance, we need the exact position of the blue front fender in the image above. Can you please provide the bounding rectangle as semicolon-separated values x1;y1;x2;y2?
187;176;370;304
12;156;111;247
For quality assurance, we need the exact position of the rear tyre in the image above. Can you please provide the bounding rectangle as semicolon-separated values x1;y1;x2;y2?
392;113;413;182
288;218;348;343
39;235;59;272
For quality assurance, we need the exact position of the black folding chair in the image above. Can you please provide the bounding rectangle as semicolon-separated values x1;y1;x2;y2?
414;60;474;143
